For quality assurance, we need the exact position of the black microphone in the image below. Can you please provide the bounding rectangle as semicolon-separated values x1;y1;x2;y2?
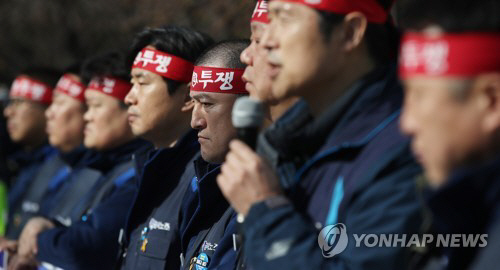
231;97;265;267
232;96;265;150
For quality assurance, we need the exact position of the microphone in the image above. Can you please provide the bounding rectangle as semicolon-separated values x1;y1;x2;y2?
232;96;265;150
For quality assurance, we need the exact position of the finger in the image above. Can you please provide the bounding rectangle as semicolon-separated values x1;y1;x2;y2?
228;140;259;162
33;240;38;255
221;152;241;174
216;174;229;194
6;241;18;253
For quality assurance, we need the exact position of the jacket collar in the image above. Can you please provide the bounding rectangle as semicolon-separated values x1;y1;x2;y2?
314;64;403;150
263;64;403;165
59;144;89;168
86;138;151;172
428;156;500;234
9;143;55;167
145;129;199;168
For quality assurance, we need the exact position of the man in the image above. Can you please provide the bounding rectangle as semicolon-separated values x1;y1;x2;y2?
241;0;303;188
119;25;213;270
0;69;105;265
3;71;59;227
180;40;249;270
4;69;93;240
241;0;298;123
397;0;500;269
0;70;59;261
217;0;422;269
12;52;148;270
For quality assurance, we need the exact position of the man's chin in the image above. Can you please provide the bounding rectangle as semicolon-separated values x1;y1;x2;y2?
425;169;449;189
200;151;224;165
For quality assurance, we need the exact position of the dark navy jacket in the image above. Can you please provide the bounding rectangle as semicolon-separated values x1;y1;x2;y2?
36;139;150;270
5;146;92;239
38;147;103;222
243;65;422;269
412;156;500;270
7;144;56;220
180;157;240;270
119;130;199;270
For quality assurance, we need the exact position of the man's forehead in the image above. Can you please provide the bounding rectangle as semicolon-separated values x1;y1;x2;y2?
404;76;472;92
131;68;152;78
269;1;297;13
251;21;268;37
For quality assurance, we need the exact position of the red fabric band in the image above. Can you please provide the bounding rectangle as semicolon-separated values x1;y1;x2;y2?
400;33;500;78
133;48;194;83
190;66;248;94
54;74;86;103
252;0;270;24
87;76;132;101
10;75;52;105
273;0;389;24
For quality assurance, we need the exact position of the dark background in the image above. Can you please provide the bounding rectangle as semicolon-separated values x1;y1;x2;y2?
0;0;255;84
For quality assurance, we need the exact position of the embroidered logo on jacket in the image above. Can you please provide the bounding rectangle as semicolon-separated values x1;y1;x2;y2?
201;241;218;252
149;218;171;231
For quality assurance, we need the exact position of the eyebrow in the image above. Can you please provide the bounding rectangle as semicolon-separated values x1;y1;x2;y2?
190;93;215;102
270;2;295;17
269;4;286;15
131;71;148;79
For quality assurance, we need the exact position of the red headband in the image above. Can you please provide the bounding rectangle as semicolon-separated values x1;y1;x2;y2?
273;0;389;24
190;66;248;94
252;0;270;24
132;48;194;83
400;33;500;78
10;75;52;105
87;76;132;101
54;74;85;103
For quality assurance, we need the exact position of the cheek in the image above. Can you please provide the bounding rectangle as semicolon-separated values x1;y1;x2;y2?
22;107;45;129
215;119;237;147
421;111;479;177
143;90;169;118
66;110;85;132
93;110;107;129
107;110;130;136
88;110;110;140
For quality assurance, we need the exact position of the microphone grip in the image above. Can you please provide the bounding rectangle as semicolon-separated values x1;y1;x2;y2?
236;128;259;150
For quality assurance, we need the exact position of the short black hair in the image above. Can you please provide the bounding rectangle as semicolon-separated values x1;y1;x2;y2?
396;0;500;32
317;0;400;65
195;39;250;69
80;51;129;85
127;25;214;95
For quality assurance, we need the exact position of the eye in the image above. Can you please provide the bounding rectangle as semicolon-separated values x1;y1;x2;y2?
89;102;101;108
202;102;214;108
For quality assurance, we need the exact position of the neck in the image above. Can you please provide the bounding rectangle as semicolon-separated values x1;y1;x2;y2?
152;120;191;149
24;137;48;152
305;54;375;117
59;141;82;153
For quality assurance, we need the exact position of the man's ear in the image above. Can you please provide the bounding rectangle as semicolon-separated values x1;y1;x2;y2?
341;12;368;52
478;73;500;133
181;82;194;112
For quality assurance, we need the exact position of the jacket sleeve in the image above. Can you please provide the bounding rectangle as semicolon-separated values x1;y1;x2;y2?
243;158;422;270
36;178;137;270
